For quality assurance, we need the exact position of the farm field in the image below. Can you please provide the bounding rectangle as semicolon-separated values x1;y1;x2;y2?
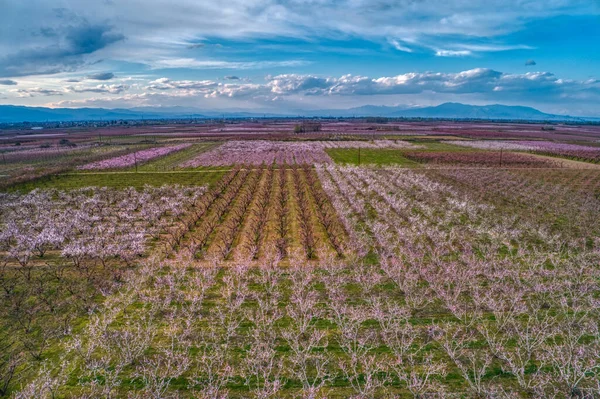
132;143;221;171
0;144;153;189
325;148;419;166
1;120;600;398
6;170;227;192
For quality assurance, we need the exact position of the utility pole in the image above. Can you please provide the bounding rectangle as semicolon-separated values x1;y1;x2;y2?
358;147;361;165
134;151;138;173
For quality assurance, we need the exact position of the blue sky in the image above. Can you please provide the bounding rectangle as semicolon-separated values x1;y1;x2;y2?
0;1;598;115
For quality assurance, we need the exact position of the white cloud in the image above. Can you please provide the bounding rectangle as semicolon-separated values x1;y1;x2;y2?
66;84;129;94
454;44;534;52
5;67;596;117
147;58;309;70
9;69;598;107
147;78;218;90
388;39;413;53
130;69;599;102
267;74;333;95
435;50;472;57
390;40;533;57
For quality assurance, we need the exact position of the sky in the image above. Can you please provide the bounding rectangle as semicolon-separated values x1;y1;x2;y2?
0;0;599;116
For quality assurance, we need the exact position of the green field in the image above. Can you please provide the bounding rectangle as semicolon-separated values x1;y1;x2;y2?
6;170;227;192
325;148;420;166
408;140;472;151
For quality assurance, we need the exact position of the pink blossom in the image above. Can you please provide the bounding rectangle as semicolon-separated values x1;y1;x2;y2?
78;144;192;170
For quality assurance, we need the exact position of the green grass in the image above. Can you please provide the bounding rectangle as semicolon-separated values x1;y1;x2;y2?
6;170;227;192
409;140;472;151
95;135;164;145
325;148;420;166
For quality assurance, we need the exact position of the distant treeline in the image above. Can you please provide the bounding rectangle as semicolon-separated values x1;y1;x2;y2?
2;116;599;131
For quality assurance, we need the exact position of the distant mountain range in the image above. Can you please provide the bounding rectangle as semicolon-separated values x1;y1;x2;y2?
0;103;597;123
340;103;568;120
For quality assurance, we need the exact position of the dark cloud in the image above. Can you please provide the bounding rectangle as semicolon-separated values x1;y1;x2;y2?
14;88;64;97
39;27;58;37
0;20;124;78
0;79;17;86
64;78;81;83
187;43;205;49
64;22;124;55
525;59;537;66
86;72;114;81
224;75;240;80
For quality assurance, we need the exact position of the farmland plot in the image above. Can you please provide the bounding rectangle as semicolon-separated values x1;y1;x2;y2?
172;164;349;261
318;140;421;149
0;145;151;189
78;144;192;170
181;141;334;166
180;140;420;167
5;164;599;398
403;150;562;168
133;142;221;171
447;140;600;164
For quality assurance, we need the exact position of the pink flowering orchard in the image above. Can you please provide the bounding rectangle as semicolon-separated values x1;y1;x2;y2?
447;140;600;163
181;140;421;166
79;144;192;170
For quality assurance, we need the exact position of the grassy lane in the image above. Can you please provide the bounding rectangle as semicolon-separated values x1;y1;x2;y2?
184;169;251;258
208;169;264;259
325;148;419;166
234;166;274;260
6;170;227;192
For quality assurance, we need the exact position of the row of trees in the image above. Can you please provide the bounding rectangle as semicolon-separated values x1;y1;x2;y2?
315;164;600;397
0;186;206;395
273;167;290;257
243;166;275;259
293;121;322;133
13;247;600;398
292;166;317;259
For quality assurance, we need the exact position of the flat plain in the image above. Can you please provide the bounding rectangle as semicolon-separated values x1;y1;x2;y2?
1;120;600;398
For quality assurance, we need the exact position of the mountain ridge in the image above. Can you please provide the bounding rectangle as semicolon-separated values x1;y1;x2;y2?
0;103;596;123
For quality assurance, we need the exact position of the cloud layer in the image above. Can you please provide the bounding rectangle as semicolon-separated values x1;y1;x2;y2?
0;12;124;77
35;69;598;113
0;1;598;115
139;69;598;100
1;0;597;78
